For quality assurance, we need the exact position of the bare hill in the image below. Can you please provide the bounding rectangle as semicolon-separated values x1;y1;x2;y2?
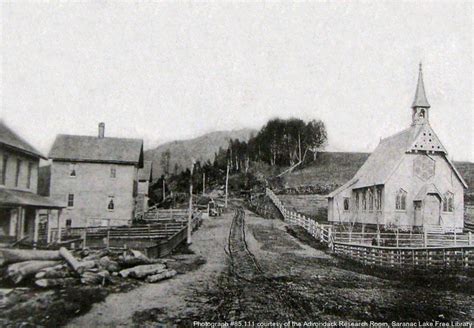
280;152;474;199
144;128;256;179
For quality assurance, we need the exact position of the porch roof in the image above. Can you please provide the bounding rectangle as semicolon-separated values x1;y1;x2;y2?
0;189;65;209
413;183;442;201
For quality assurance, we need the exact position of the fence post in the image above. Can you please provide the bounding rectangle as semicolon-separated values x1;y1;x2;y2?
82;229;87;250
396;229;399;248
454;228;457;246
469;232;472;246
376;230;381;246
423;230;428;247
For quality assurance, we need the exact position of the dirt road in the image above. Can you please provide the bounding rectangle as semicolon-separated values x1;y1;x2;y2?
68;206;474;326
67;211;233;327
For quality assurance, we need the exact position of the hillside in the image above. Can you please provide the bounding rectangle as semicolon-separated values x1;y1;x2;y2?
276;152;370;193
278;152;474;200
144;128;256;179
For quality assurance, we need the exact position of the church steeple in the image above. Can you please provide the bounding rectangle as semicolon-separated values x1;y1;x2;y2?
411;63;431;125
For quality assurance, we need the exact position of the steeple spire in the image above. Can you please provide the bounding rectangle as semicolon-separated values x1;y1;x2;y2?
411;62;430;108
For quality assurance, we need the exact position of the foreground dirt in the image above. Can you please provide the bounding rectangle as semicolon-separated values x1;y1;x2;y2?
67;211;233;327
223;213;474;323
70;207;474;326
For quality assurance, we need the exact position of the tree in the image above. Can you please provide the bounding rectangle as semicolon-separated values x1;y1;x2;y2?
303;119;328;160
160;149;171;177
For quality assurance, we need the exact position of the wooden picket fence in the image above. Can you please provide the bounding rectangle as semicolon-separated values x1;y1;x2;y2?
266;188;474;270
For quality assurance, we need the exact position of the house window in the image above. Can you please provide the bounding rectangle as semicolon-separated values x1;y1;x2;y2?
443;192;454;213
65;219;72;230
108;196;115;211
0;155;7;185
343;198;350;211
15;159;22;187
395;189;407;211
26;162;33;189
67;194;74;208
368;188;374;211
69;164;76;177
110;165;116;178
362;190;367;211
355;192;360;210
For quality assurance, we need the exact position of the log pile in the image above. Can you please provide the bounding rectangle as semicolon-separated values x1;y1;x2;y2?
0;247;178;289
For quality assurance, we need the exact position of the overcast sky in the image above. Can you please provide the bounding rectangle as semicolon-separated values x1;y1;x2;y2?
1;2;472;161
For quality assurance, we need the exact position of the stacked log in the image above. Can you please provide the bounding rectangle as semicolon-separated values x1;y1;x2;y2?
0;247;180;288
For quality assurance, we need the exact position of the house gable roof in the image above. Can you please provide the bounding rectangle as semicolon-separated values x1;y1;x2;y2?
138;161;153;181
0;121;46;159
49;134;144;165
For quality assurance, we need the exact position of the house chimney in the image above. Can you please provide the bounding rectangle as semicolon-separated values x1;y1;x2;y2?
98;122;105;138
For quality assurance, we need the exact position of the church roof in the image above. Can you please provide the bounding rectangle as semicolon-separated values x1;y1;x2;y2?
350;126;419;189
412;63;430;108
328;124;467;198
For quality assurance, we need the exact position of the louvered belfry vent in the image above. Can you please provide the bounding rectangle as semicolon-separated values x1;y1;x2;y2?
410;126;447;154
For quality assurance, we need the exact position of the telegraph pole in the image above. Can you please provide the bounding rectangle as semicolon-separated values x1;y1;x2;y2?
162;179;166;201
187;159;195;244
202;173;205;195
225;163;229;208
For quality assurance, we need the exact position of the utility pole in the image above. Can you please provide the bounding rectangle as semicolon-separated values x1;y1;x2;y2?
202;173;205;195
162;179;166;201
225;162;229;208
187;159;195;244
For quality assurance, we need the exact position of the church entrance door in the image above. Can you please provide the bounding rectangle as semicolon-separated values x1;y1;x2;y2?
423;195;440;226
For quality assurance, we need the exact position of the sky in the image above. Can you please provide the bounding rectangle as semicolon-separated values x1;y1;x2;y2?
1;1;473;161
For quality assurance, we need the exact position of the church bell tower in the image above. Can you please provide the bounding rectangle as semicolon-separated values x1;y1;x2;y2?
411;63;430;125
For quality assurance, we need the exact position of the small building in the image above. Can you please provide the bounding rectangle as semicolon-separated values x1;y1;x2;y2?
136;161;153;215
0;121;64;244
328;65;467;233
48;123;144;227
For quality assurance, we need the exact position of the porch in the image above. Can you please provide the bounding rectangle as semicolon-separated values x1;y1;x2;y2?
0;189;65;247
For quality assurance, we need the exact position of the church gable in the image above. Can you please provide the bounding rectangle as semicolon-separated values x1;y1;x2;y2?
409;125;447;154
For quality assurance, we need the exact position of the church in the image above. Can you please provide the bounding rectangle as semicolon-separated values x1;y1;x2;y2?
327;65;467;233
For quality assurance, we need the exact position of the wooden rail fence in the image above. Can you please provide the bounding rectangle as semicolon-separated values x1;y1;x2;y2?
266;188;474;270
48;211;203;258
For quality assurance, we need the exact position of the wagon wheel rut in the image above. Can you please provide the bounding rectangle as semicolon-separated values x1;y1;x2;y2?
223;207;311;321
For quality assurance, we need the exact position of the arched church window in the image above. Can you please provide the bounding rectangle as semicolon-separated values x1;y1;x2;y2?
443;192;454;212
375;187;382;211
368;189;374;211
396;189;407;211
362;190;367;211
420;109;425;118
